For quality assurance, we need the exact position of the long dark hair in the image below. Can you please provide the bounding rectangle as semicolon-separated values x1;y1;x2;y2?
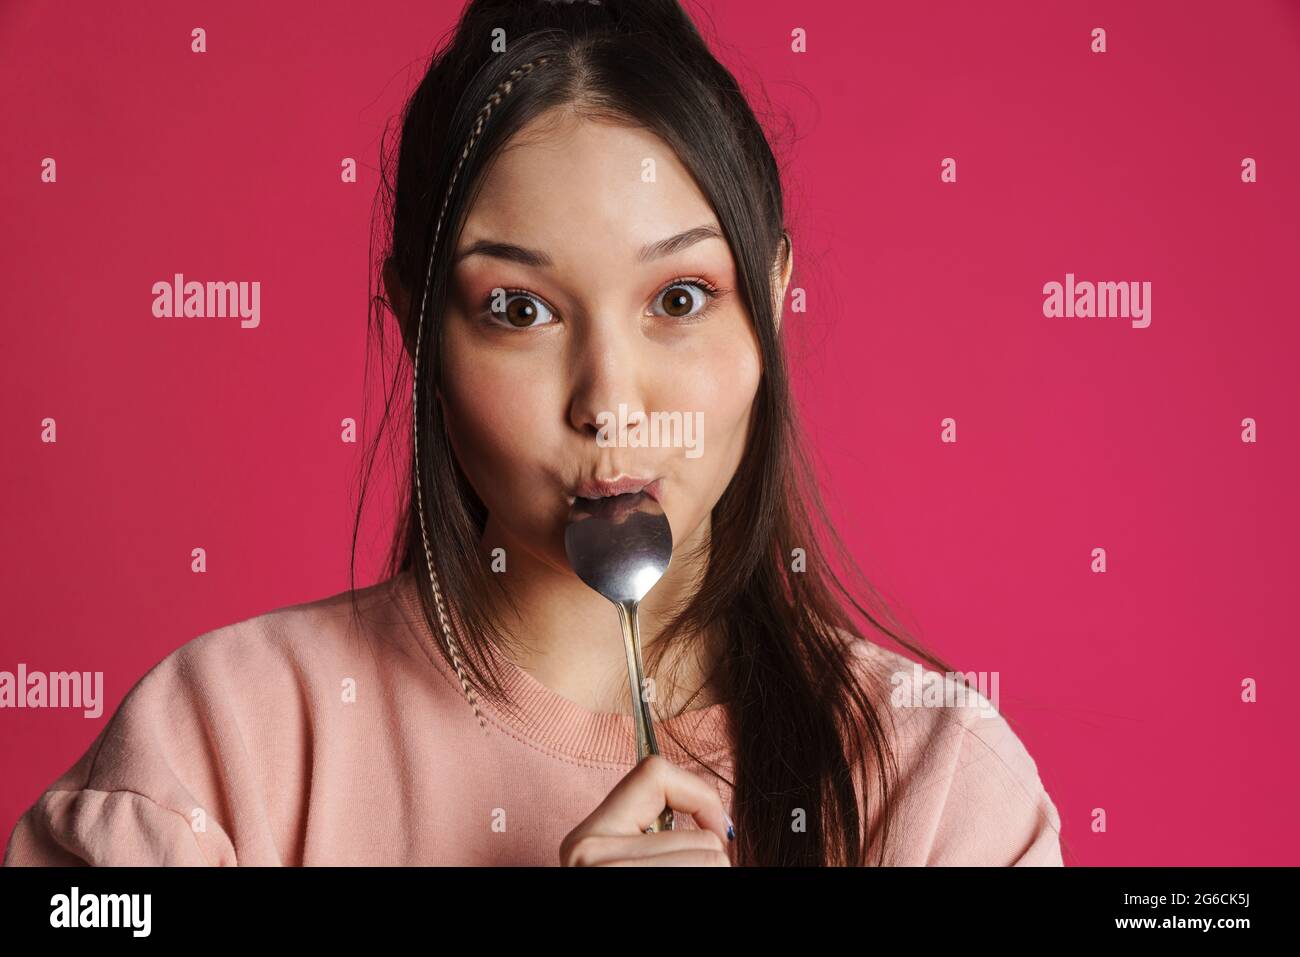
349;0;958;865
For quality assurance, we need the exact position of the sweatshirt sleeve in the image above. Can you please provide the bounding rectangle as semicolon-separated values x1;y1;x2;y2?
3;628;250;867
4;788;214;866
847;638;1064;867
921;709;1064;866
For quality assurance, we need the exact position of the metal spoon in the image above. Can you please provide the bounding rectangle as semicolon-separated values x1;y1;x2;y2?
564;490;676;833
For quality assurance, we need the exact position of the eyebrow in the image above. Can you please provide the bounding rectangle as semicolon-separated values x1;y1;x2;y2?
452;224;724;268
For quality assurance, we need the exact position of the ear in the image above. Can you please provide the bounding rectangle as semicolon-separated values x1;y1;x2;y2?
384;258;446;404
772;230;794;333
383;257;415;363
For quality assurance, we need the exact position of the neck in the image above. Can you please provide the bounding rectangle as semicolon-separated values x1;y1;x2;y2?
476;510;725;717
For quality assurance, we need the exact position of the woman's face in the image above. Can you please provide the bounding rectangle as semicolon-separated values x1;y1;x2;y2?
394;111;789;576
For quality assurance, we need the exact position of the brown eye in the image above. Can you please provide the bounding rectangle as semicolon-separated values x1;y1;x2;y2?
505;297;537;327
655;282;713;320
660;286;694;318
486;289;555;329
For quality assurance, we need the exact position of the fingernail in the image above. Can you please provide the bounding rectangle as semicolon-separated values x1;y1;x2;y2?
724;811;735;842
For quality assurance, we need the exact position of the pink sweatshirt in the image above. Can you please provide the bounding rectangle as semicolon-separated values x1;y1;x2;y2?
3;571;1063;866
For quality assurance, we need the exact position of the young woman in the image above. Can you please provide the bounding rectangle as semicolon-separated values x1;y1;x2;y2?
4;0;1062;867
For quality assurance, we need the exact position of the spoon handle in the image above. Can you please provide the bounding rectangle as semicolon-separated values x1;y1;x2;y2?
615;601;675;833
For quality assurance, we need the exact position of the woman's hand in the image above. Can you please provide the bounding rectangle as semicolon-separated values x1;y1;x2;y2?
559;755;735;866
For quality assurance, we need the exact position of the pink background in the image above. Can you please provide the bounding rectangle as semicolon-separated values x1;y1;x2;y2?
2;0;1297;865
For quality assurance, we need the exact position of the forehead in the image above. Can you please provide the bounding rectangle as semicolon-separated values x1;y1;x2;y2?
459;111;719;268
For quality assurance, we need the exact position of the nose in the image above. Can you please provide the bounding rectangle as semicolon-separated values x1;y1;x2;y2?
566;315;651;442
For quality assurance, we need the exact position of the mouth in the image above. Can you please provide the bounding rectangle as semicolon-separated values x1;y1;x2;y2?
565;475;663;507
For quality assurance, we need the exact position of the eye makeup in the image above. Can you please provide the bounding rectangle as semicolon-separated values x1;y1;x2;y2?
475;275;731;330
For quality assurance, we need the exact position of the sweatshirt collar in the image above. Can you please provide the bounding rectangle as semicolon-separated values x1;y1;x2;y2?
391;570;733;767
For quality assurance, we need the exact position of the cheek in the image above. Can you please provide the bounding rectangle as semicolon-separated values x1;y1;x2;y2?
671;318;762;439
438;324;559;499
648;316;761;547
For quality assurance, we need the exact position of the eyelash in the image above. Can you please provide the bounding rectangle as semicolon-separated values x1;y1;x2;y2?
479;276;728;330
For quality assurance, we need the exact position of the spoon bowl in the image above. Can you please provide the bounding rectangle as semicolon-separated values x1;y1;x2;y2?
564;491;673;603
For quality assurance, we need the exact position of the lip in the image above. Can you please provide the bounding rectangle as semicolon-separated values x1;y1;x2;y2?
567;474;663;505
